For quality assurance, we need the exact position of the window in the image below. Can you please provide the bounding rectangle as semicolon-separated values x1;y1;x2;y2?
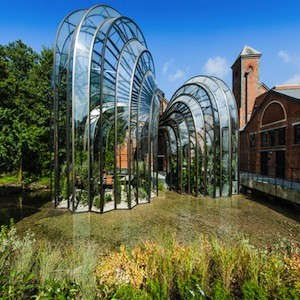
278;128;285;145
261;132;268;147
269;130;275;146
250;133;256;148
295;124;300;144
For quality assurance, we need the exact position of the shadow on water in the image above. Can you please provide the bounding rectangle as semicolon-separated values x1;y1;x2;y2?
0;191;52;226
242;189;300;223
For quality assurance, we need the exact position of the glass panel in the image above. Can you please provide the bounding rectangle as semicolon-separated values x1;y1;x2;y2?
53;10;87;208
53;5;239;212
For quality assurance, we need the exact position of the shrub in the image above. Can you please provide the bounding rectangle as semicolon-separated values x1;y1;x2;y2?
1;223;300;300
0;221;37;299
211;280;233;300
93;194;112;209
276;285;299;300
34;279;81;299
242;280;268;300
138;187;147;199
93;195;101;209
211;237;239;291
175;275;206;300
158;180;166;192
146;278;168;300
115;176;122;204
105;193;112;203
105;284;152;300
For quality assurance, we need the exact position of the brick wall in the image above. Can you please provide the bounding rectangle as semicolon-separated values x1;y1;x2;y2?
240;92;300;180
232;54;264;128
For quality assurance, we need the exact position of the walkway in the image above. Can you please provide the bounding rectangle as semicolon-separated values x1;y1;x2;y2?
240;171;300;191
240;172;300;206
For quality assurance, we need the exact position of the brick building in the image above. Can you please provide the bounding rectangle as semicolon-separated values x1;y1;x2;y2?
232;46;300;183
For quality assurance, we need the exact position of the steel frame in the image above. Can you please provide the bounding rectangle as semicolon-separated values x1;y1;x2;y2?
52;5;239;213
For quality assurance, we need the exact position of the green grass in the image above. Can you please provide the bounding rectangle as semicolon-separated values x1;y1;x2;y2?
0;173;19;185
0;172;50;189
38;176;51;186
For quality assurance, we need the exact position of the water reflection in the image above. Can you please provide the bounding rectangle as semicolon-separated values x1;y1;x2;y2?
0;191;299;249
0;191;52;226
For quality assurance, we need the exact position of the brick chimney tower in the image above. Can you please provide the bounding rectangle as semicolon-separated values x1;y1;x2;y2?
232;45;262;129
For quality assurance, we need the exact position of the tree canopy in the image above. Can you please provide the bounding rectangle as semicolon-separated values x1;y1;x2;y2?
0;40;53;181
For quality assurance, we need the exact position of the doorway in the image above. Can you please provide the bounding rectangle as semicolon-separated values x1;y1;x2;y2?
261;152;268;175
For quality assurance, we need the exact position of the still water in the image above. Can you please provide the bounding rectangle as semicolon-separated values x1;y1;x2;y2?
0;191;299;248
0;191;52;226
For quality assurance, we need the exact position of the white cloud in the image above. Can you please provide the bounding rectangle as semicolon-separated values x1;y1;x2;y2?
162;60;173;75
168;69;185;81
278;50;291;63
202;56;230;78
162;59;187;82
283;74;300;84
278;50;300;68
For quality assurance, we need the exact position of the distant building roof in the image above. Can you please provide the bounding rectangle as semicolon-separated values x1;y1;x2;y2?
232;45;262;67
239;45;262;57
272;85;300;100
252;85;300;117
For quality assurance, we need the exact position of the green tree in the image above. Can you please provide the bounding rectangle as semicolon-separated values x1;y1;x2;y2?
0;40;53;182
25;47;53;177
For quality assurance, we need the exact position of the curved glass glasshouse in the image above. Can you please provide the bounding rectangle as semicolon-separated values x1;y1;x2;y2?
52;5;238;213
159;76;239;197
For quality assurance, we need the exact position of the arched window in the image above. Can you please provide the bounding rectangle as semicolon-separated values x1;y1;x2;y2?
261;101;286;126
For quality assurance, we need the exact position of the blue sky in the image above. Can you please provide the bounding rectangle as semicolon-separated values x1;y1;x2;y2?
1;0;300;99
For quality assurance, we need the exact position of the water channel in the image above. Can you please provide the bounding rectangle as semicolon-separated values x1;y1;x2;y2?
0;190;299;249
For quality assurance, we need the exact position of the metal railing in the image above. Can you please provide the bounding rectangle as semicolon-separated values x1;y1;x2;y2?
240;164;300;191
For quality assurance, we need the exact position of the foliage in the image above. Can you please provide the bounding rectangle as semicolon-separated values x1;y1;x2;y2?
93;195;101;209
33;279;81;300
93;194;112;209
0;172;19;184
175;275;206;300
0;220;37;299
94;235;300;299
211;280;233;300
104;120;127;172
138;187;148;198
115;175;122;204
0;40;53;182
0;223;98;299
105;193;112;203
138;161;149;192
0;222;299;299
242;280;268;300
158;180;166;192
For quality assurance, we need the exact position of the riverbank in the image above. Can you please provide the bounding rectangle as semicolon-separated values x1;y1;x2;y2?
0;181;50;196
